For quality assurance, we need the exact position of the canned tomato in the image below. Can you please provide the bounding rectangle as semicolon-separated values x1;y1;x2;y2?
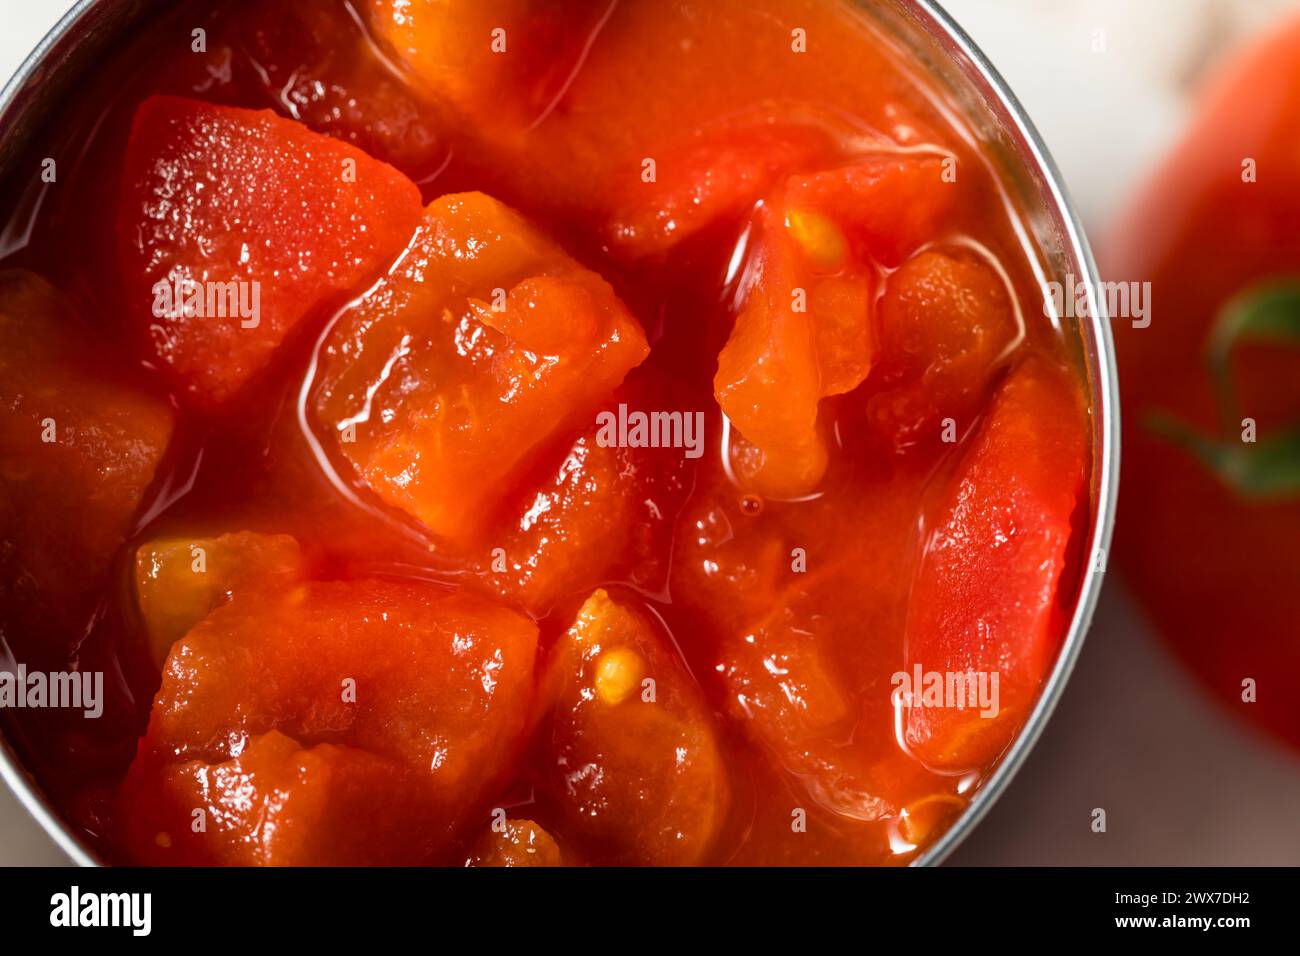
0;0;1117;866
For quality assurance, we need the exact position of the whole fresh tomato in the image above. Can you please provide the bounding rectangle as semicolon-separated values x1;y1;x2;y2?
1107;17;1300;751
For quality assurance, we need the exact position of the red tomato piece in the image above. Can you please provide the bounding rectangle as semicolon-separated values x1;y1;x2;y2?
605;119;849;257
164;1;447;180
314;192;649;543
543;589;729;865
903;358;1089;770
781;156;955;267
713;575;858;767
118;579;538;863
230;1;446;179
471;434;648;614
117;731;430;866
0;271;174;648
672;440;1004;828
469;394;690;616
118;95;423;407
680;515;911;822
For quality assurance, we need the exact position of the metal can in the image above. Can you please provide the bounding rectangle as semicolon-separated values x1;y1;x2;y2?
0;0;1119;866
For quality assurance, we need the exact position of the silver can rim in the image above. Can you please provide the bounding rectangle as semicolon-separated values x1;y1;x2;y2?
903;0;1119;866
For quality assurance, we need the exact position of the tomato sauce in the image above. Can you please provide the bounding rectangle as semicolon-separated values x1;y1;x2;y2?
0;0;1092;865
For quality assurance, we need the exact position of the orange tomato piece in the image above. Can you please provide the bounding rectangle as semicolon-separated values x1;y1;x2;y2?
543;590;729;865
314;192;649;542
367;0;599;130
714;209;866;498
465;819;564;867
133;531;304;668
118;579;538;863
0;271;174;647
880;251;1015;376
867;249;1018;454
903;358;1089;770
118;95;423;407
715;156;953;496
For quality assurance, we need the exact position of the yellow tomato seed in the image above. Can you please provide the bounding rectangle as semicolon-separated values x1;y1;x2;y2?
594;647;645;705
786;208;848;270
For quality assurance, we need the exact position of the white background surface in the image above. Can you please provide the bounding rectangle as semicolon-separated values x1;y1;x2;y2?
2;0;1299;866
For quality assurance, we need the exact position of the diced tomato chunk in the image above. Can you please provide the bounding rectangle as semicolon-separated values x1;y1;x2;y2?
781;156;955;268
164;2;446;180
543;590;728;865
133;531;304;668
465;819;564;867
468;394;689;615
469;434;646;614
118;579;538;863
118;731;430;866
314;192;649;542
716;203;828;487
222;1;445;179
118;95;423;407
714;156;954;496
714;582;855;755
702;558;907;821
903;358;1089;769
715;215;864;495
880;251;1014;374
867;249;1018;453
0;271;173;648
367;0;599;129
605;120;848;256
671;456;950;823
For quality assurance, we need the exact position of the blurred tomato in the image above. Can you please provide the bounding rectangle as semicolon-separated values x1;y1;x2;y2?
1107;16;1300;751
